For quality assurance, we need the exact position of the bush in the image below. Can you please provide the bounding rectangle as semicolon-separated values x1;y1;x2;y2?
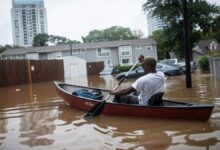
114;64;140;72
198;56;209;72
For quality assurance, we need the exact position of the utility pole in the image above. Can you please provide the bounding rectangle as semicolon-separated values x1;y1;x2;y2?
183;0;192;88
70;44;73;56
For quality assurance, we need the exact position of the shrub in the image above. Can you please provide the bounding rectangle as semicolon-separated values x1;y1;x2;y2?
114;65;132;72
114;64;140;72
198;56;209;72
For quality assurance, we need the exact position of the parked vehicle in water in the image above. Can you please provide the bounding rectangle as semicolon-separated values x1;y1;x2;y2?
115;63;183;80
160;58;196;73
99;67;119;75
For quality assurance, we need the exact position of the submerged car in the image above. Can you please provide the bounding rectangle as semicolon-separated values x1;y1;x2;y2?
99;67;119;75
115;63;183;80
160;59;196;73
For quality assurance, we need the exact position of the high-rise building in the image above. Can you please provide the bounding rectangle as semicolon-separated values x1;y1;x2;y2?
11;0;48;47
147;13;166;36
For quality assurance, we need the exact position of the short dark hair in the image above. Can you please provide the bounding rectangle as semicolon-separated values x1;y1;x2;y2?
142;57;157;70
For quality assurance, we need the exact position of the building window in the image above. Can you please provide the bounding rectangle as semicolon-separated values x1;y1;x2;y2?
97;48;111;57
119;45;131;56
121;58;131;65
72;49;78;54
146;45;152;51
136;45;141;49
16;55;23;59
48;52;62;59
121;51;130;56
210;42;217;51
80;49;86;53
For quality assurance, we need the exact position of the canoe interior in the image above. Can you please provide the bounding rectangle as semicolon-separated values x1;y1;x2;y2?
57;82;208;107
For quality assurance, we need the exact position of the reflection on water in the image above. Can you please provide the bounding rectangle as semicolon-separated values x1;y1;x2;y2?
0;72;220;149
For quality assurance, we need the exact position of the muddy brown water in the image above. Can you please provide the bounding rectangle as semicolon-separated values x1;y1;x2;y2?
0;72;220;150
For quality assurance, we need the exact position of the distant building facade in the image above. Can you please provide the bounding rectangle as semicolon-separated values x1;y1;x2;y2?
147;13;166;36
193;39;220;61
0;38;157;67
11;0;48;47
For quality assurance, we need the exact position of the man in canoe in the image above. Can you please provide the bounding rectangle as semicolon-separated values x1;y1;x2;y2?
110;55;165;105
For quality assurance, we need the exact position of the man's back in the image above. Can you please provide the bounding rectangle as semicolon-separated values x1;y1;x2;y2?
132;71;165;105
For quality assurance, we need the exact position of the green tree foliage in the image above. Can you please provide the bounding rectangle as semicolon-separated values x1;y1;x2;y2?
33;34;81;47
211;16;220;43
152;30;171;59
82;26;142;43
198;56;209;72
49;35;81;45
33;33;49;47
143;0;219;58
0;44;21;53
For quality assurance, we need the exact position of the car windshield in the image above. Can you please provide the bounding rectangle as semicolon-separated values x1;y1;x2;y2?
160;59;176;65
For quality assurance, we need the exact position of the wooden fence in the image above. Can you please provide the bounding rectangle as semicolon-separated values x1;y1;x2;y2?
87;61;104;75
0;60;64;87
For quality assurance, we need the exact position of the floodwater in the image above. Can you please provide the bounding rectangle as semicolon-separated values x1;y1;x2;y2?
0;71;220;150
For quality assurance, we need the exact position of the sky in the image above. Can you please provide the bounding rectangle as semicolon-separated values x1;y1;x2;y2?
0;0;219;45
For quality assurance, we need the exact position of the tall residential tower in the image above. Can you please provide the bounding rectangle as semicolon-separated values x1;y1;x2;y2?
147;13;166;36
11;0;48;47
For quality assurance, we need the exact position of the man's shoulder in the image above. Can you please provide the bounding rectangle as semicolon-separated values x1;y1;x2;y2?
156;71;165;77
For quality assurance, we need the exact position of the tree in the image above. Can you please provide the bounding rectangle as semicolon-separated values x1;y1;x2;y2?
33;34;81;47
0;44;21;53
211;16;220;43
152;30;170;60
49;35;81;45
32;33;49;47
143;0;219;58
82;26;142;43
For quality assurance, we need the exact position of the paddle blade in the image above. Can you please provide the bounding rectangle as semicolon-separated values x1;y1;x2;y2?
83;101;106;119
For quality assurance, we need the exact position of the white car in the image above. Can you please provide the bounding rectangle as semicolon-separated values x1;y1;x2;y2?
99;67;118;75
160;59;196;73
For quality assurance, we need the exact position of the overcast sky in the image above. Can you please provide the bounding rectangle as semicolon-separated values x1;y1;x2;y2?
0;0;219;45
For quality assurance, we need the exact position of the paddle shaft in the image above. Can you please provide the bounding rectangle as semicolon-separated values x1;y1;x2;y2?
84;60;139;118
104;60;139;101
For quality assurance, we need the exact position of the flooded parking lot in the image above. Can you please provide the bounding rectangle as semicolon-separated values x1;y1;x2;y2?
0;71;220;149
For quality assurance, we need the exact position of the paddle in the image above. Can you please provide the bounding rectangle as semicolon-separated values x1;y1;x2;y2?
84;60;139;118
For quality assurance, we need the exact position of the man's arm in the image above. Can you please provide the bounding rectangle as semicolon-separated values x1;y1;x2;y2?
110;86;136;96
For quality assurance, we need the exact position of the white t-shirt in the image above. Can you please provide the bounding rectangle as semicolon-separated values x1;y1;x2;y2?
132;71;165;105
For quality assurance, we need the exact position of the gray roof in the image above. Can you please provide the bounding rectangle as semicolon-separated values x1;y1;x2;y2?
1;38;156;55
196;39;220;54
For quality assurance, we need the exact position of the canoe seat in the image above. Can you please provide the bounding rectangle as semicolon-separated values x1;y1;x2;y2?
148;92;164;106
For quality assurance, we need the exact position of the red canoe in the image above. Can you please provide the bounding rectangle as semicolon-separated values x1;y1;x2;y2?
54;81;214;121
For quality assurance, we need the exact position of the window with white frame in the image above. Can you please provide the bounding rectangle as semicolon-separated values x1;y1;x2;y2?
146;45;152;51
119;45;131;56
210;42;217;51
121;58;130;65
97;48;111;57
72;49;78;54
16;54;23;59
48;52;62;59
80;49;86;53
136;45;141;49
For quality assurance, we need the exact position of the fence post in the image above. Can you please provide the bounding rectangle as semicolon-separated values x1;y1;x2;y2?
27;60;32;84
